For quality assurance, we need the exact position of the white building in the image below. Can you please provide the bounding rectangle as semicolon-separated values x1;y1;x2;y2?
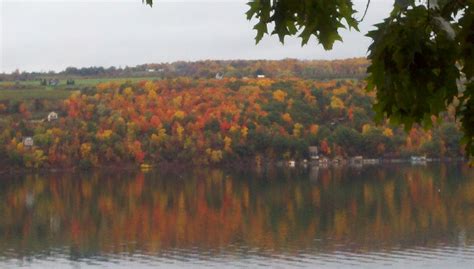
47;111;58;122
215;73;224;80
23;137;34;147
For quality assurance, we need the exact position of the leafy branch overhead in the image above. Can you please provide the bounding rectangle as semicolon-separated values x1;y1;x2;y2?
143;0;473;157
366;0;473;156
143;0;153;7
245;0;359;49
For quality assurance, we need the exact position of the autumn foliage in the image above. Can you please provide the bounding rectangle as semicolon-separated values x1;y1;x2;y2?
0;75;464;169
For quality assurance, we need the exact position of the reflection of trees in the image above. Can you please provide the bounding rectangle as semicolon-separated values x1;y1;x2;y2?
0;164;473;258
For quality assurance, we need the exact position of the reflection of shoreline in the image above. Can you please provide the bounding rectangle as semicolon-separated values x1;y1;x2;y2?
0;164;473;261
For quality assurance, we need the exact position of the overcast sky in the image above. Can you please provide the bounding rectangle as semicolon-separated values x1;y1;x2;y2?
1;0;393;73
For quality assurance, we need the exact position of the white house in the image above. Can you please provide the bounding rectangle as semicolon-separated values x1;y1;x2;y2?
23;137;34;147
47;111;58;122
215;73;224;80
257;74;266;79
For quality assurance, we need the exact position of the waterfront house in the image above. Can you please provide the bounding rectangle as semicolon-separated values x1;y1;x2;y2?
308;146;318;160
411;156;427;164
350;156;363;165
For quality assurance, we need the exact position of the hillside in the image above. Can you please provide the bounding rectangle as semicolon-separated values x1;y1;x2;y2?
0;74;463;169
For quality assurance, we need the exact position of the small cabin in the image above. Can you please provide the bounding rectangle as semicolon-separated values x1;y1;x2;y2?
288;160;296;167
23;137;34;147
308;146;318;160
47;111;58;122
257;74;266;79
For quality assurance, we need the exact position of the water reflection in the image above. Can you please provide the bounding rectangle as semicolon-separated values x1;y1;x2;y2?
0;163;473;268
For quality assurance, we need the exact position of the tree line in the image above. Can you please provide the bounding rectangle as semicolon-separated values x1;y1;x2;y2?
0;58;368;81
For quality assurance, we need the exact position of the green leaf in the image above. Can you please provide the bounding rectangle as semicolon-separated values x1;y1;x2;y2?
143;0;153;7
246;0;359;50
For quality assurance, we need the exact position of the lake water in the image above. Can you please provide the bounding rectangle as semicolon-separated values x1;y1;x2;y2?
0;163;473;268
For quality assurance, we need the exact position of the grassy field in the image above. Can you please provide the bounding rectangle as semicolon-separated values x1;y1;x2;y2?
0;76;160;87
0;89;77;101
0;77;161;101
73;76;161;86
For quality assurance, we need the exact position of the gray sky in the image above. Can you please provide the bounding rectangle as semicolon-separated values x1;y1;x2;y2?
0;0;393;73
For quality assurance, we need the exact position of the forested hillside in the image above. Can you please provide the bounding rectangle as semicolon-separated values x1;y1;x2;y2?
1;58;368;81
0;72;463;169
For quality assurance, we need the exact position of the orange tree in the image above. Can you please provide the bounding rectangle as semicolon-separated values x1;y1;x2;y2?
143;0;473;157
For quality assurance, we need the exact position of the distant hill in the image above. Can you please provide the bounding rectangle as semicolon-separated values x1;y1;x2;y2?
1;58;369;81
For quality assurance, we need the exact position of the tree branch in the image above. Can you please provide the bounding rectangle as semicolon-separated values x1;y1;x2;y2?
358;0;371;22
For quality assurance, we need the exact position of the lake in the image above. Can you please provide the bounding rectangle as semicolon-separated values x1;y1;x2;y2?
0;163;473;268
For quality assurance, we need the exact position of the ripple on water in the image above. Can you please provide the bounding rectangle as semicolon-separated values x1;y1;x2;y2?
2;244;474;268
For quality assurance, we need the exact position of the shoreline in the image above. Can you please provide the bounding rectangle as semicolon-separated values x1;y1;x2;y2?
0;157;469;176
